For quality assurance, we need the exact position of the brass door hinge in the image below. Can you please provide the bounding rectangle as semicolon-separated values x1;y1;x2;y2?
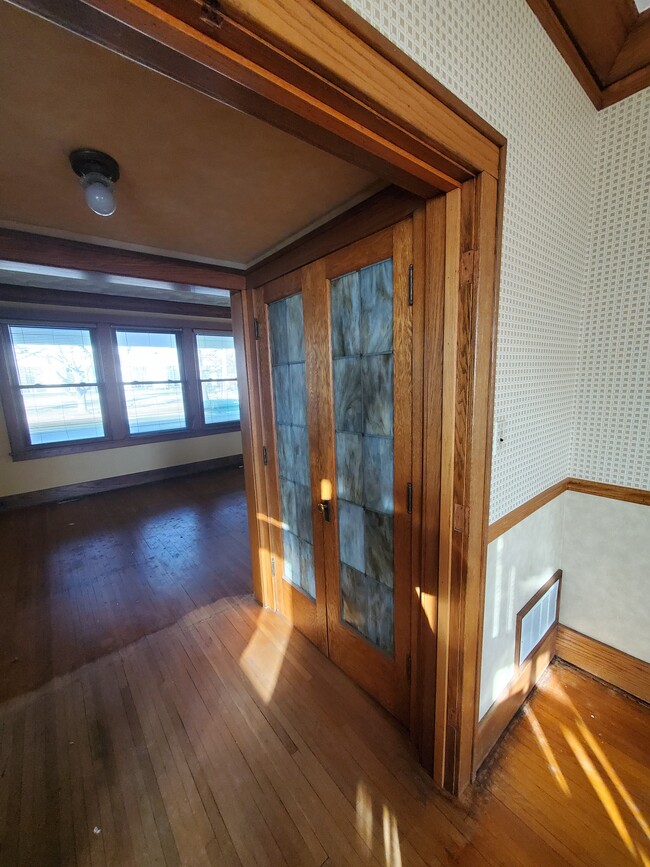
453;503;466;533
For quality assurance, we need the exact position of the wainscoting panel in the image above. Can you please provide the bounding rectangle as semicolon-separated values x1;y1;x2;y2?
561;490;650;664
479;493;563;719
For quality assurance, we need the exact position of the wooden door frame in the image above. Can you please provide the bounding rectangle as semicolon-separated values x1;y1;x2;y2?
11;0;506;795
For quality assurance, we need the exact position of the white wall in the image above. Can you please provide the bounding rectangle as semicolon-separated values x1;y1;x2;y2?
0;399;242;498
479;494;564;718
561;492;650;663
479;489;650;718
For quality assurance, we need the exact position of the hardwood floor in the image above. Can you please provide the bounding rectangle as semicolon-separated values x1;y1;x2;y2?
0;589;648;865
0;467;251;703
0;468;648;865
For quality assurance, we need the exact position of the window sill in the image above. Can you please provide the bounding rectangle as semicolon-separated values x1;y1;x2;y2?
9;421;241;461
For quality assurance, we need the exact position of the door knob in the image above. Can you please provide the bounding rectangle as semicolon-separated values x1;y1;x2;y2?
317;499;331;522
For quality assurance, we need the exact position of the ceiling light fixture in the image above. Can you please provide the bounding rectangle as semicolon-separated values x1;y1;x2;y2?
69;148;120;217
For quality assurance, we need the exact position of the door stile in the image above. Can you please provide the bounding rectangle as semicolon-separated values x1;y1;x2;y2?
254;273;328;653
253;284;280;614
301;258;332;654
392;217;415;723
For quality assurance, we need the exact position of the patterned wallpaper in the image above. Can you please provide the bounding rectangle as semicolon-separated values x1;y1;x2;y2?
572;90;650;490
343;0;598;521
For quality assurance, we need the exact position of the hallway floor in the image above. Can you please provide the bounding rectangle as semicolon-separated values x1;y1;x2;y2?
0;594;647;866
0;470;647;865
0;467;251;703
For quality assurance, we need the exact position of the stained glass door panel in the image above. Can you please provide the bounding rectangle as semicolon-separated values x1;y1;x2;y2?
318;222;413;725
331;259;395;653
268;292;316;600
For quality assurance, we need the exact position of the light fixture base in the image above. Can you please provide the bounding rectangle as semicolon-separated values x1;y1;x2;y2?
69;148;120;183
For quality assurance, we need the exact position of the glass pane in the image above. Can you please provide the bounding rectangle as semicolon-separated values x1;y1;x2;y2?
268;293;315;600
20;386;104;444
201;381;240;424
196;333;237;379
116;330;181;382
331;259;395;654
9;326;99;386
196;334;240;424
123;383;186;434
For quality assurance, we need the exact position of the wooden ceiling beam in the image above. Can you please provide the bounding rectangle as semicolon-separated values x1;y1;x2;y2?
606;11;650;82
0;283;232;319
0;228;246;291
525;0;650;108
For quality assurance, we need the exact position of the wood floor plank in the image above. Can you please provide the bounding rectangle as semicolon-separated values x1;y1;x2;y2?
0;468;252;703
0;471;648;866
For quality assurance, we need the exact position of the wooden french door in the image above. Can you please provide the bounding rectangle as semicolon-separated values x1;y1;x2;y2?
255;221;413;724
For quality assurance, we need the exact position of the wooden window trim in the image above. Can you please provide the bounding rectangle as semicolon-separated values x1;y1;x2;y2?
515;570;563;670
0;312;240;461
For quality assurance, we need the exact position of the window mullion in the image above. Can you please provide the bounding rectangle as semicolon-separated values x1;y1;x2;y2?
180;328;203;431
0;323;31;454
96;324;129;441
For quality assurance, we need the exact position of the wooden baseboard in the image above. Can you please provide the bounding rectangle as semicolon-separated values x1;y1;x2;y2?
556;625;650;704
474;626;556;772
0;453;244;512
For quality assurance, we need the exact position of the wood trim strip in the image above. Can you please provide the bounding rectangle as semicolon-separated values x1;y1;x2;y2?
487;479;568;543
556;626;650;704
487;478;650;544
0;228;245;290
433;185;462;788
231;289;269;607
0;283;231;321
0;303;232;330
312;0;507;149
246;186;423;289
601;64;650;107
458;171;499;790
0;453;243;512
475;625;557;772
566;477;650;507
215;0;501;177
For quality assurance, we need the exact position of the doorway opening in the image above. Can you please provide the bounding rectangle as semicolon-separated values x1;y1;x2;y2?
2;0;504;796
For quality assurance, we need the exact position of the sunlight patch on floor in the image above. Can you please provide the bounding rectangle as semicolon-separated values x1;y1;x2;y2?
238;617;291;703
524;705;571;796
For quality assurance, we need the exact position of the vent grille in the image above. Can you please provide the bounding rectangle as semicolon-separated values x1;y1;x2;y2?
516;571;562;667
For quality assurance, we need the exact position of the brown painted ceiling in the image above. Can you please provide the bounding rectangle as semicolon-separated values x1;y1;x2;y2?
0;2;382;267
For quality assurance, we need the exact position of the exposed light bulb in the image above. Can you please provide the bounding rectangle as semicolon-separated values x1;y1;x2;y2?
82;175;116;217
69;150;120;218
